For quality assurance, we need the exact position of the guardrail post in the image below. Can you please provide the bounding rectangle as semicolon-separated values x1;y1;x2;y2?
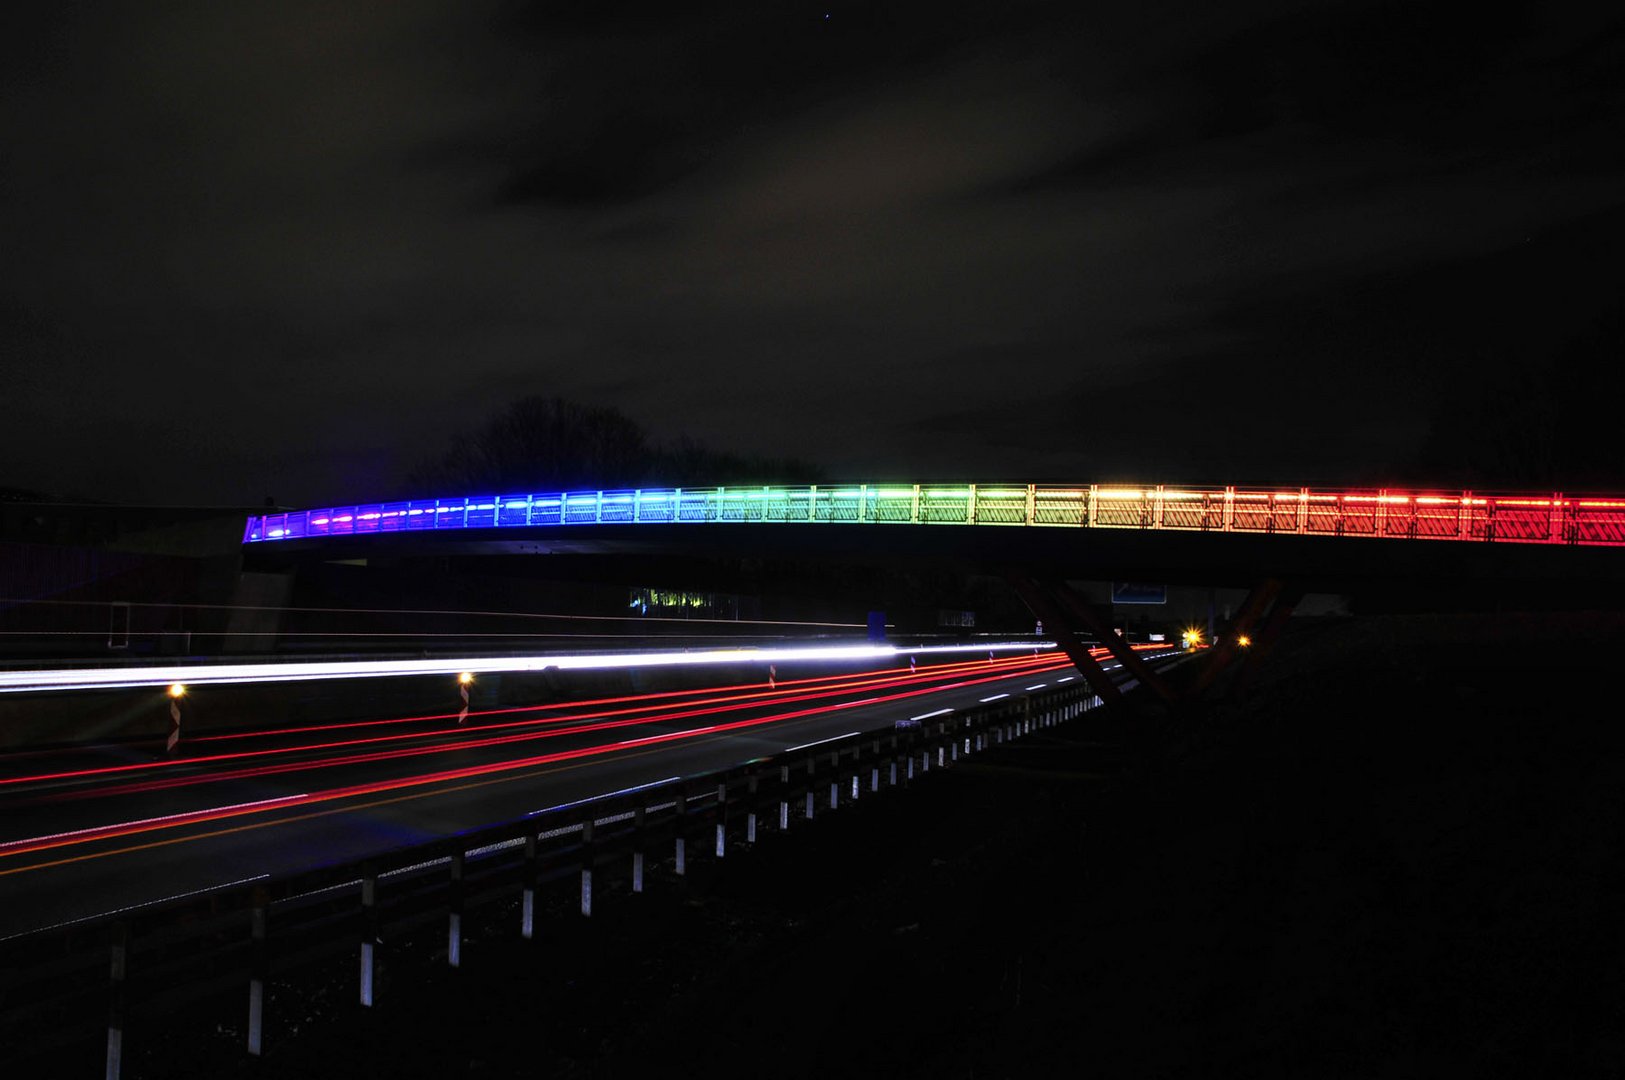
522;836;538;937
448;850;464;968
829;751;840;809
715;782;728;858
779;765;791;831
747;771;759;843
805;759;816;821
632;806;646;893
247;886;269;1055
580;819;595;917
674;785;688;876
105;921;128;1080
360;867;378;1004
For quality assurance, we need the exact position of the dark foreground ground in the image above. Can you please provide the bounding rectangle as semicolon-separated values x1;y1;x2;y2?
55;613;1625;1077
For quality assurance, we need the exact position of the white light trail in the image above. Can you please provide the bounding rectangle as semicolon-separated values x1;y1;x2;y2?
0;640;1057;694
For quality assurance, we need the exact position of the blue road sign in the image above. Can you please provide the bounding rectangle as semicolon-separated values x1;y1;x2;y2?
1111;582;1167;605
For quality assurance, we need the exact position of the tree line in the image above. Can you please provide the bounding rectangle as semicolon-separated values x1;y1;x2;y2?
406;396;823;494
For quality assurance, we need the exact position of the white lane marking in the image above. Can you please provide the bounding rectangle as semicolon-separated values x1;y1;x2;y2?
783;731;861;754
528;776;679;817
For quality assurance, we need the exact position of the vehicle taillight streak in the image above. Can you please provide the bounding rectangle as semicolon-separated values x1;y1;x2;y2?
0;658;1075;864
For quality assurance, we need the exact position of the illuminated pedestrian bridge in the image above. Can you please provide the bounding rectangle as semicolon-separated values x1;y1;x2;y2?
243;483;1625;548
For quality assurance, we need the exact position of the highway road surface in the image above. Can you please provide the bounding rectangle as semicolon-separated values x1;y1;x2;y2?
0;648;1144;939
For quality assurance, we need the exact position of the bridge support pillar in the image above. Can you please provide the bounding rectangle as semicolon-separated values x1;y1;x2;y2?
1038;578;1179;707
1006;573;1130;712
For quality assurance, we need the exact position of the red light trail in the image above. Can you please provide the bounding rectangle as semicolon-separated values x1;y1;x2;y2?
0;656;1077;866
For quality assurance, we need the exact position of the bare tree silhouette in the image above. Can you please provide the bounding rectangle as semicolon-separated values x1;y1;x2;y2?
407;396;823;494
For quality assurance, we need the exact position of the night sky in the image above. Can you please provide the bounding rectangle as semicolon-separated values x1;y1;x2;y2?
4;3;1622;505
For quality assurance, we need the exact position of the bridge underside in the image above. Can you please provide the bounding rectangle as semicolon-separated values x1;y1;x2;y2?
244;521;1625;600
243;522;1625;714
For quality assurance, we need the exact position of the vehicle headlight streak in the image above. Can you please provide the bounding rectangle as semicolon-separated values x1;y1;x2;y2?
0;640;1057;694
3;652;1064;793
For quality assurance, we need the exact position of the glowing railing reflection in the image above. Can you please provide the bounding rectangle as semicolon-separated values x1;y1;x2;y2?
243;485;1625;548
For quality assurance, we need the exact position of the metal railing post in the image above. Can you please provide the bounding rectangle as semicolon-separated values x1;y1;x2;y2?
580;819;595;917
247;886;269;1055
105;922;129;1080
632;806;647;893
522;836;539;936
674;785;688;875
360;867;378;1004
447;850;464;968
746;771;759;843
715;782;728;858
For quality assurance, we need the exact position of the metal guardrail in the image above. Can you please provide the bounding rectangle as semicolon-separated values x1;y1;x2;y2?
242;483;1625;547
0;682;1103;1077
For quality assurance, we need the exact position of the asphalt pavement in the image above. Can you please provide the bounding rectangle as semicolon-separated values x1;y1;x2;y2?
0;651;1107;938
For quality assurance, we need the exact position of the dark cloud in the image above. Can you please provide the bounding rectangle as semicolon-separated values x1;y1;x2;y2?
2;2;1623;504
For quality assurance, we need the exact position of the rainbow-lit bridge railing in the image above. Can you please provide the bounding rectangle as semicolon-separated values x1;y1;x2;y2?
241;484;1625;547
